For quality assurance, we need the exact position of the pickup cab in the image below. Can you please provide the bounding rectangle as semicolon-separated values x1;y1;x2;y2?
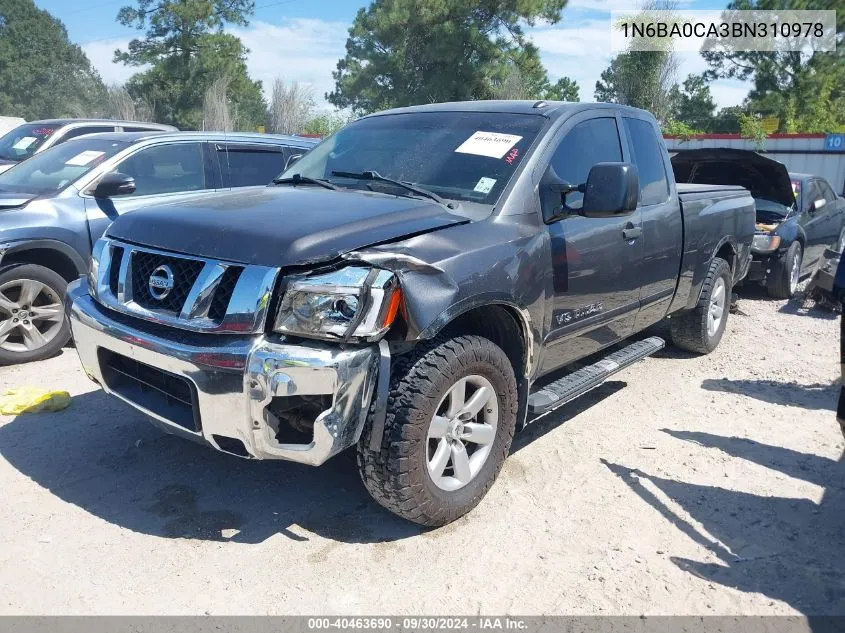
67;101;755;525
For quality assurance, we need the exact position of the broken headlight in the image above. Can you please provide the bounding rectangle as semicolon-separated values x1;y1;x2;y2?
751;234;782;254
273;267;402;342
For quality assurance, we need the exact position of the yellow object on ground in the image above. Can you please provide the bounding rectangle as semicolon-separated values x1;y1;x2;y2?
0;387;71;415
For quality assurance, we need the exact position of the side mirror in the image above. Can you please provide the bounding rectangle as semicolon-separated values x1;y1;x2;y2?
540;165;582;223
810;198;826;212
285;153;303;171
581;162;639;218
93;172;136;198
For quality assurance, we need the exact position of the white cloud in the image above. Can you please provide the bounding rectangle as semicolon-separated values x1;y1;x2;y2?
83;38;139;85
231;18;349;108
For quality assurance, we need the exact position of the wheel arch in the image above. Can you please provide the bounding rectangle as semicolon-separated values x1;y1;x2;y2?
0;240;87;282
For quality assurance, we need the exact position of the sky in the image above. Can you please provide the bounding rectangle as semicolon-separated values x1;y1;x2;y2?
36;0;752;111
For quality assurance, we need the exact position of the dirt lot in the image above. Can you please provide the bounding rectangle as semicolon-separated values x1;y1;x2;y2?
0;290;843;616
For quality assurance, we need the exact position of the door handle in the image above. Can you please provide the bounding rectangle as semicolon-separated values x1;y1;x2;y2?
622;225;642;241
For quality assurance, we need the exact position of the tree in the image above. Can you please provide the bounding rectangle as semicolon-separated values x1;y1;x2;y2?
702;0;844;132
328;0;567;114
544;76;579;102
594;50;678;122
115;0;266;130
302;112;354;137
0;0;106;119
202;76;233;131
594;0;679;123
267;79;315;135
668;74;716;132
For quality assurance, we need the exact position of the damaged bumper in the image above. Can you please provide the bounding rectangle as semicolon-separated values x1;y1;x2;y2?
66;280;379;465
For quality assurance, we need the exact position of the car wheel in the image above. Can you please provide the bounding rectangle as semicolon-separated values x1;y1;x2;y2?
357;335;518;526
767;241;803;299
0;264;70;365
670;257;731;355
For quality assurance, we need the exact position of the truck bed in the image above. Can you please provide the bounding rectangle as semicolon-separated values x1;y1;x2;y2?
676;183;749;197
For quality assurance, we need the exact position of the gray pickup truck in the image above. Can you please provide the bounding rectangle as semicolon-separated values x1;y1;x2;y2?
67;101;755;525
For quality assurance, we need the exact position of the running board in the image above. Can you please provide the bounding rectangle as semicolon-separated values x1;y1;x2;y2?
527;336;665;415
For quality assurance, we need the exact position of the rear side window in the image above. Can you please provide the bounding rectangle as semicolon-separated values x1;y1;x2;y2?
122;126;159;133
61;126;116;142
817;179;837;203
803;181;821;211
549;117;622;210
220;145;287;188
114;142;206;196
623;117;669;206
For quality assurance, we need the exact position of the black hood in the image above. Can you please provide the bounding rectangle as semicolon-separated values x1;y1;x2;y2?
0;190;36;209
106;186;470;267
671;149;795;208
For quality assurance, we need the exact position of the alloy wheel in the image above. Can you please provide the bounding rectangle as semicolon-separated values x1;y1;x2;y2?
707;276;726;338
0;279;64;353
426;374;498;492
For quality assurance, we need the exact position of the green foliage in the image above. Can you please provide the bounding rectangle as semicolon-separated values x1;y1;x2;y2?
544;76;579;101
328;0;567;114
594;50;676;122
115;0;266;130
0;0;106;119
737;111;768;149
662;119;701;140
668;74;716;132
702;0;844;133
302;112;355;137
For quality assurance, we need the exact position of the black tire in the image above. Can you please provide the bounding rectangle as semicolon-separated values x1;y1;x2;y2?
0;264;71;365
357;335;518;526
670;257;731;355
767;241;803;299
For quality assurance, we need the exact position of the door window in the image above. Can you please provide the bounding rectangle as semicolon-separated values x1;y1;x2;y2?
549;117;623;210
61;126;116;142
114;142;206;196
804;181;822;211
817;179;837;203
219;145;287;187
622;117;669;206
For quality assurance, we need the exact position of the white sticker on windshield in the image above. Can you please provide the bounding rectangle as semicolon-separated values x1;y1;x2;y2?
12;136;37;150
455;131;522;159
65;150;106;166
474;177;496;194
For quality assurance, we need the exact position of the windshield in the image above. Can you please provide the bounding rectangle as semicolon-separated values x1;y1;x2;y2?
0;123;60;162
0;138;129;195
279;111;546;204
755;197;792;220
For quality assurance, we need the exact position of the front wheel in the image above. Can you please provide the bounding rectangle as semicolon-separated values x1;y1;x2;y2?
767;241;803;299
357;335;518;526
0;264;70;365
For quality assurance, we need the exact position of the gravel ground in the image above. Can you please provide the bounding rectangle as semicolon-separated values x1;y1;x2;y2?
0;290;842;616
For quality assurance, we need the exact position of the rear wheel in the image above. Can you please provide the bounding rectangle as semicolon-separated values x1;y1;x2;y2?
767;241;802;299
357;335;518;526
670;257;731;355
0;264;70;365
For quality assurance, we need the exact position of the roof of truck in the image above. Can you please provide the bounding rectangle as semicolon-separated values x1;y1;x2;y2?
365;100;654;120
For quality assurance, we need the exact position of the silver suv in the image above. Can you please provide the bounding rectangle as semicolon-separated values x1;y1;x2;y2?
0;131;317;364
0;119;177;174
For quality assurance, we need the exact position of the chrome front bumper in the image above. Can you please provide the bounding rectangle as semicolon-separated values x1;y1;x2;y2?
66;280;379;465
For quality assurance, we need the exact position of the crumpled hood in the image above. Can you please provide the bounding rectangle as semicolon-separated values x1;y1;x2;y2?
106;186;470;267
671;148;795;208
0;190;37;209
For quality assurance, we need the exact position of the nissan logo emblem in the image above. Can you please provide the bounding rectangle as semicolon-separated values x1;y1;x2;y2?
148;264;175;300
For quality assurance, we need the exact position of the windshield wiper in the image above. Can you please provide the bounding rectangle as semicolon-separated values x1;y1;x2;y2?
273;173;340;191
331;170;455;209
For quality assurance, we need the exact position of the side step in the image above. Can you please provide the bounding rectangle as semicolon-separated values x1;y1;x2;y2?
527;336;665;415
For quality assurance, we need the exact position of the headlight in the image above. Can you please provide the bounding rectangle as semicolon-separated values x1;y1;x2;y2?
87;238;108;299
751;234;782;254
274;266;402;342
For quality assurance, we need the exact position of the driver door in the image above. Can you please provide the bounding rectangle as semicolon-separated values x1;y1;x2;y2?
541;113;644;373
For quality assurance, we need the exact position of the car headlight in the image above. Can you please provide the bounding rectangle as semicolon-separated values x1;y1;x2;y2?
87;238;108;299
274;266;402;342
751;234;782;254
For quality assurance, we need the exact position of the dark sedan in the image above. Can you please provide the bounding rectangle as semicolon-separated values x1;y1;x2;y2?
673;149;845;298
